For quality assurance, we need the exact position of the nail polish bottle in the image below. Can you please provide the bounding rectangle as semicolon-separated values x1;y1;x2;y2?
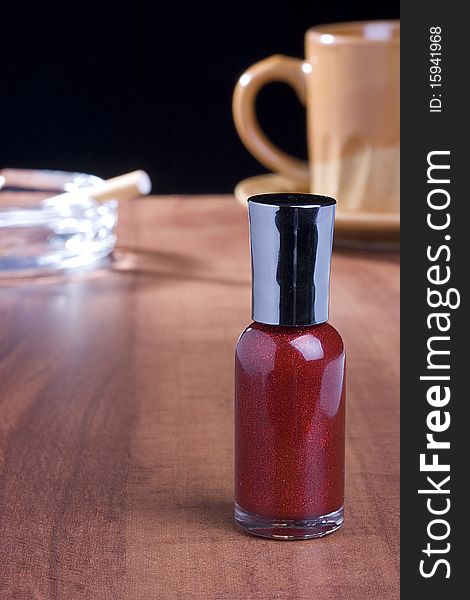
234;193;345;540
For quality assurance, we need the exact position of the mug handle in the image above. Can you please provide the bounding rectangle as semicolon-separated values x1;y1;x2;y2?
233;55;310;184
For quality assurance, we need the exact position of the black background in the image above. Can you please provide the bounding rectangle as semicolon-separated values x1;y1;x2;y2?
1;1;398;192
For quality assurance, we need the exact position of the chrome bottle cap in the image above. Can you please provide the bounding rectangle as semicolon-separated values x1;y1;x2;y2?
248;193;336;326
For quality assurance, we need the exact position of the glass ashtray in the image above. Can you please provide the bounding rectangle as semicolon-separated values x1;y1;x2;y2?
0;168;117;276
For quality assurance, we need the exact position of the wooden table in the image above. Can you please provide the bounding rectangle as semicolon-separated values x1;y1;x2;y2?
0;196;399;599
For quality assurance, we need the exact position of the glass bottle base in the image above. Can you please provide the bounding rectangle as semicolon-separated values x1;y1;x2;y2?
234;503;344;540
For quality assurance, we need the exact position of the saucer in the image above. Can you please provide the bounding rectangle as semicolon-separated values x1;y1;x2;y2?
235;173;400;247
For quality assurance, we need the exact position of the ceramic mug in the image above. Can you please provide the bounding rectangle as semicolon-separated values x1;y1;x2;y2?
233;20;400;214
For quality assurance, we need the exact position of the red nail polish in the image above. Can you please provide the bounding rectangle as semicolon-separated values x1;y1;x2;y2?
235;194;345;540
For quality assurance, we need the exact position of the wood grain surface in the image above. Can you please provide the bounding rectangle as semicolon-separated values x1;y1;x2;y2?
0;196;399;599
